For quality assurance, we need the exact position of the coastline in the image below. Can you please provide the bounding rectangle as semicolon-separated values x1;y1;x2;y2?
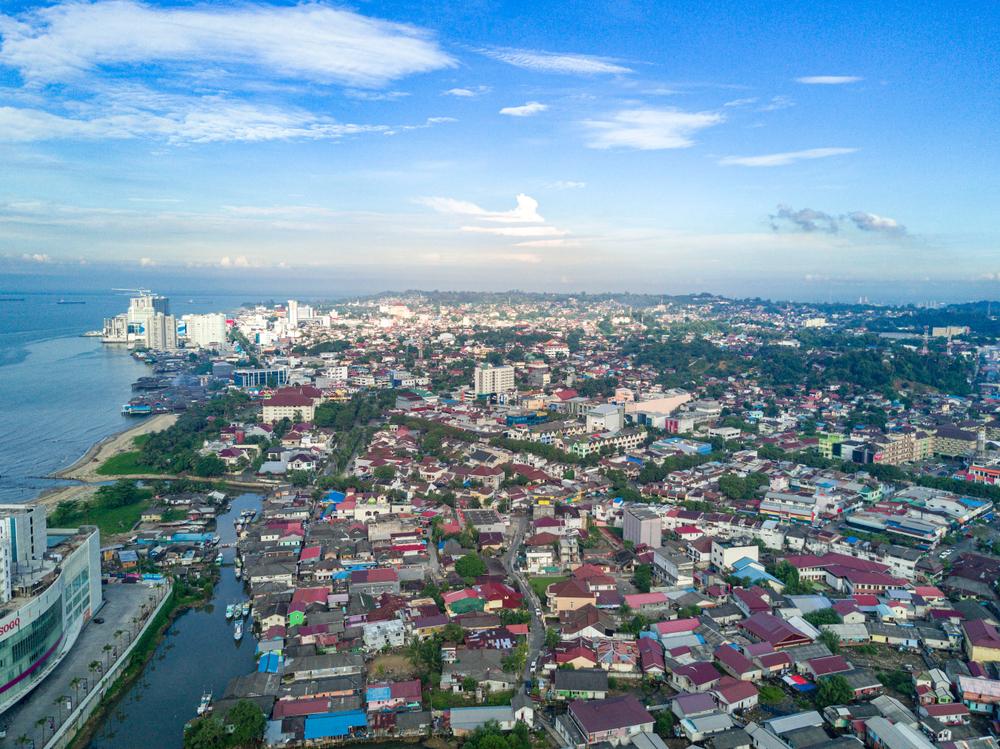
30;413;177;512
52;413;178;481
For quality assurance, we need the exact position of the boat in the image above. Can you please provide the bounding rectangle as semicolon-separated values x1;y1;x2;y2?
82;330;103;337
214;552;223;566
234;566;242;580
233;620;243;641
241;600;250;617
197;691;212;715
225;603;234;619
57;299;86;305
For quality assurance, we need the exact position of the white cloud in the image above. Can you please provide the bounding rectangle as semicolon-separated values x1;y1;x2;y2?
0;100;452;143
724;97;758;108
461;225;567;238
583;108;723;150
499;101;548;117
847;211;906;234
0;1;455;87
139;257;156;266
219;255;251;268
547;181;586;190
719;147;858;167
344;90;410;101
796;76;863;85
21;252;51;263
442;86;490;97
416;194;544;224
515;238;580;248
758;95;795;112
481;47;631;75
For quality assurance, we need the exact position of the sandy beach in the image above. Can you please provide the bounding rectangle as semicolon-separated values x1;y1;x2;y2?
51;413;178;482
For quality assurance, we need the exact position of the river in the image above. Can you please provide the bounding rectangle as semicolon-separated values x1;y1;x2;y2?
87;493;263;749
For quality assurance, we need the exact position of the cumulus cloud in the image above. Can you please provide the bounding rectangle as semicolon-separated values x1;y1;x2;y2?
21;252;51;263
219;255;251;268
719;147;858;167
583;108;723;150
847;211;906;234
139;257;156;266
769;205;838;233
796;76;863;85
480;47;631;75
770;205;907;236
499;101;548;117
0;1;455;87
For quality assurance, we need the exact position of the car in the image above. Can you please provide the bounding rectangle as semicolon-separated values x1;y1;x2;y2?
93;617;105;624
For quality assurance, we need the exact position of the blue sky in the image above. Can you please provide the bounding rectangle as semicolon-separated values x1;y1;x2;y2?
0;0;998;296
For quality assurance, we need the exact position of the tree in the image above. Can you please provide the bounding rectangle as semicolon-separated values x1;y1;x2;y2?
462;675;479;693
804;608;842;627
815;674;853;708
193;454;226;477
183;715;227;749
455;553;487;582
225;700;266;746
443;623;465;643
632;564;652;593
818;629;841;654
545;628;561;649
654;710;676;739
373;464;396;482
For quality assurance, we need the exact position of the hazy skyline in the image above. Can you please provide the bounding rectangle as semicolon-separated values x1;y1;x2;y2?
1;0;998;294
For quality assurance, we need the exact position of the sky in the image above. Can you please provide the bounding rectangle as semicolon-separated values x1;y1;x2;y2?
0;0;998;299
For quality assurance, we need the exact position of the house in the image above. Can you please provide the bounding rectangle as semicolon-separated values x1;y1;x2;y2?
559;695;655;747
956;675;1000;713
917;703;970;726
864;716;937;749
638;638;666;677
714;677;759;714
450;702;534;736
547;578;597;614
681;712;736;742
365;680;422;713
672;662;722;693
553;669;610;700
715;645;763;682
739;613;812;649
963;620;1000;662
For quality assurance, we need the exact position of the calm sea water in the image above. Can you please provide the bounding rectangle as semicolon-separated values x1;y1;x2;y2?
0;290;245;503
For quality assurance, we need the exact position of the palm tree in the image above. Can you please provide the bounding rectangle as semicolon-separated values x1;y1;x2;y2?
70;676;83;704
14;733;32;748
88;660;102;681
54;694;69;720
35;717;46;745
102;644;114;668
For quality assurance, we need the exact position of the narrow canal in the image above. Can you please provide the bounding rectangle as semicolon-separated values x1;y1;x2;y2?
87;492;263;749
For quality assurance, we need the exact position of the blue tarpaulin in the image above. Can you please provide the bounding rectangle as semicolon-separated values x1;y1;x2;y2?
304;711;367;739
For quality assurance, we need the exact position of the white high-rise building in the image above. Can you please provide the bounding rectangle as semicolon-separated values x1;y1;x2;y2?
183;313;228;348
474;365;515;396
287;300;299;328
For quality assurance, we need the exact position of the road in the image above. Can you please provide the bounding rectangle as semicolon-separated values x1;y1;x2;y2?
500;515;546;687
2;584;162;749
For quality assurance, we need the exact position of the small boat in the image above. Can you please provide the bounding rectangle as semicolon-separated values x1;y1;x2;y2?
233;620;243;641
214;552;223;566
197;691;212;715
57;299;86;305
241;600;250;618
225;604;234;619
234;566;242;580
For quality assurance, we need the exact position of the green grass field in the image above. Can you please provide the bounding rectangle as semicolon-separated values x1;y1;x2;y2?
96;450;164;476
529;575;568;603
52;491;153;536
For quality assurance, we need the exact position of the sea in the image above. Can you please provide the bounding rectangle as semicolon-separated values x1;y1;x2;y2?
0;290;250;504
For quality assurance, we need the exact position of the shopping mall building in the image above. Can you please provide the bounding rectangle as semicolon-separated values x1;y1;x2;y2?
0;504;102;715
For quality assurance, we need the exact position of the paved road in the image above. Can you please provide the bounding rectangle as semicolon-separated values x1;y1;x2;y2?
500;515;546;687
2;584;161;749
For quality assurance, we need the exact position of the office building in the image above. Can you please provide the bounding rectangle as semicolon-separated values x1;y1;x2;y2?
474;365;515;396
288;300;299;328
183;313;228;349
